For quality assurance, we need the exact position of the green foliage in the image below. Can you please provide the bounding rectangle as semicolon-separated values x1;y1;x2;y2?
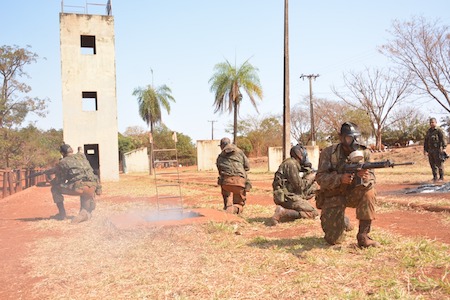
382;113;428;146
0;126;62;169
132;80;175;133
209;58;263;143
237;115;282;156
122;125;196;166
118;133;135;156
235;136;253;156
0;45;48;128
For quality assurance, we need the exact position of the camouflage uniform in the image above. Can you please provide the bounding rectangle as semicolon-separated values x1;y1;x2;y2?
272;157;318;219
216;143;250;214
51;152;99;222
315;144;376;245
424;126;446;181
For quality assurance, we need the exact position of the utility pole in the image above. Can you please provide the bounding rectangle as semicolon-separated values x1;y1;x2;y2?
283;0;291;159
300;74;319;146
208;120;217;140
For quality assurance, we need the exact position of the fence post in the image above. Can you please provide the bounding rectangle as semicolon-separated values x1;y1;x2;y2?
16;170;23;192
8;171;14;196
2;171;7;198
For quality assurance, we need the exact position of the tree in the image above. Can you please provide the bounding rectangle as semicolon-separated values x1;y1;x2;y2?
290;103;311;145
381;16;450;112
209;59;263;144
382;107;428;146
133;78;175;174
440;116;450;144
0;45;47;129
132;83;175;135
0;45;49;168
333;68;413;150
228;114;281;156
308;98;372;146
0;126;62;169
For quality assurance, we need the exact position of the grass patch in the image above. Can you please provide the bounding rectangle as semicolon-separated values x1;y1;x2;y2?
21;171;450;299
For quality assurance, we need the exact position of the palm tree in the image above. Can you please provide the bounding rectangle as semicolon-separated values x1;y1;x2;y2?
209;59;263;143
133;81;175;174
132;84;175;135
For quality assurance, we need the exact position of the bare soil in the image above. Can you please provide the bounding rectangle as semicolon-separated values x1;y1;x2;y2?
1;145;449;299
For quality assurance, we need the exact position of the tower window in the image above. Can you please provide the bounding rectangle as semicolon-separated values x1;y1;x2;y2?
82;91;98;111
81;35;96;54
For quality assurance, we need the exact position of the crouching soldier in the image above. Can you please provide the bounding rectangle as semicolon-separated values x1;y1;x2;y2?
315;122;379;248
50;144;100;223
270;144;319;225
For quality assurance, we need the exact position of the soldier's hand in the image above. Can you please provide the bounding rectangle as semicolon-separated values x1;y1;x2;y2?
357;169;370;182
341;173;354;185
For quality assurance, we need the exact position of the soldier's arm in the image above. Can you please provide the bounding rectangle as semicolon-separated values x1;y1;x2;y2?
242;152;250;172
315;148;342;190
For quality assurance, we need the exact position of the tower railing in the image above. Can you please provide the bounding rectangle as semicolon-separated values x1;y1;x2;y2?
61;0;112;16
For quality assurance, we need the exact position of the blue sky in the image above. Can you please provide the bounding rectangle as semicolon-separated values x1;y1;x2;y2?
2;0;450;143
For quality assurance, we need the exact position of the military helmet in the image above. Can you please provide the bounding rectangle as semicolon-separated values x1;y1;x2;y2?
219;137;231;149
59;143;73;155
290;144;311;167
340;122;360;137
340;122;362;151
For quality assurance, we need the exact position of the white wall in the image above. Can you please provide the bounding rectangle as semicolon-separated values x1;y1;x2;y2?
197;140;221;171
123;148;149;173
268;146;320;172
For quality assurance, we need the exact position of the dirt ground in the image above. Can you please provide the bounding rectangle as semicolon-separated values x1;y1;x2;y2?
1;147;450;299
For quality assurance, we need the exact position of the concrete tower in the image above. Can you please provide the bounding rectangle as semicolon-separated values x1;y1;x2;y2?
59;0;119;181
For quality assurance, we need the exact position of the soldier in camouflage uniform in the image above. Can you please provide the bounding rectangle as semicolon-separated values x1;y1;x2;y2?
216;137;250;214
51;144;100;223
315;122;379;248
270;144;319;225
424;117;446;182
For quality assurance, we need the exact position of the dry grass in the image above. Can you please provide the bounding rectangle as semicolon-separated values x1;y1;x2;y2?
22;165;450;299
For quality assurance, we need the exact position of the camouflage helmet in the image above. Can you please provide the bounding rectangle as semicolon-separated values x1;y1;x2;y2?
290;144;311;167
219;137;231;149
340;122;360;137
59;143;73;155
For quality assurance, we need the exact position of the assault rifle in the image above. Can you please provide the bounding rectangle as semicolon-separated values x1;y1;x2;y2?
344;160;414;173
27;168;56;179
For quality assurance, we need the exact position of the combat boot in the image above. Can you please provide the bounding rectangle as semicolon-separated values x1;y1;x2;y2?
71;209;90;224
72;198;91;224
299;210;318;219
270;205;300;225
357;220;380;248
226;204;243;214
51;202;66;220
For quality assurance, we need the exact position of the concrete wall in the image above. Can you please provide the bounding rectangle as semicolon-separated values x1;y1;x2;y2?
60;13;119;181
123;148;149;174
268;147;284;172
197;140;221;171
268;145;320;172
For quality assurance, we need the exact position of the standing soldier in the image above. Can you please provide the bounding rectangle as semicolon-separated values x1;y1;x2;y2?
216;137;250;214
315;122;379;248
424;117;446;182
270;144;319;225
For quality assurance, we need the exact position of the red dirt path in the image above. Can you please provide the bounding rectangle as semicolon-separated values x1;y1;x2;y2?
1;181;450;299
